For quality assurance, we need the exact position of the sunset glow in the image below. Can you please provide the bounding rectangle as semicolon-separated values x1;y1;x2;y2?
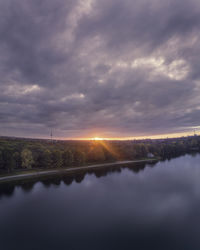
69;130;199;141
92;137;104;141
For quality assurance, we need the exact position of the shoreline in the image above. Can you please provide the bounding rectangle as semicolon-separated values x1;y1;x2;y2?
0;159;158;185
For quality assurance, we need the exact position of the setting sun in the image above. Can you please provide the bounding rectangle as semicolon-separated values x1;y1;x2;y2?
93;137;104;141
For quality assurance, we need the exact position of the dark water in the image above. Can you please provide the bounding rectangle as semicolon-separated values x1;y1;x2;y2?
1;154;200;250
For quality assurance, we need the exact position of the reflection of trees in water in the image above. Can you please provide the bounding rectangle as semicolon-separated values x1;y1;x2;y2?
94;169;109;178
0;180;37;198
0;184;15;198
51;178;61;186
0;161;158;197
20;182;35;193
63;176;74;185
126;163;145;173
74;173;85;183
41;179;52;187
160;153;188;162
41;177;62;187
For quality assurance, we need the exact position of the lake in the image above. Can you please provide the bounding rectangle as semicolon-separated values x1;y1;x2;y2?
1;153;200;250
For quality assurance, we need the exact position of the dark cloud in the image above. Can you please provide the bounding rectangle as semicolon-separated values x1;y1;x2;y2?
0;0;200;138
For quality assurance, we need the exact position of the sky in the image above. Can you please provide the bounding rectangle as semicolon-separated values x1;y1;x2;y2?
0;0;200;139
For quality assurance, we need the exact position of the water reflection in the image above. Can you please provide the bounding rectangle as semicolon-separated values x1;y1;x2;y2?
0;161;157;198
0;184;15;197
1;154;200;250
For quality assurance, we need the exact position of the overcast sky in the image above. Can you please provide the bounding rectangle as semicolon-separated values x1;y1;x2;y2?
0;0;200;139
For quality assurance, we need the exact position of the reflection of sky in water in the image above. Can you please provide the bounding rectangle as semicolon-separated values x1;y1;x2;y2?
1;154;200;250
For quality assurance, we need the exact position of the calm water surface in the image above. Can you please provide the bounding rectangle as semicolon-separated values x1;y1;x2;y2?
1;154;200;250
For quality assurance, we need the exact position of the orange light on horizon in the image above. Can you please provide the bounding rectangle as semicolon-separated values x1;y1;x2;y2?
92;137;104;141
63;130;199;141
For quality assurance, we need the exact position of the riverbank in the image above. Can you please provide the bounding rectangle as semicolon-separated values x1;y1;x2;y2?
0;159;157;184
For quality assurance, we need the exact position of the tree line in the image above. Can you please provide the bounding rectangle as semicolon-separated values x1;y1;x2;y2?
0;136;200;173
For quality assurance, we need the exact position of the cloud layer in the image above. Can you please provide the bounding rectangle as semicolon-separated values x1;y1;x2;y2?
1;0;200;138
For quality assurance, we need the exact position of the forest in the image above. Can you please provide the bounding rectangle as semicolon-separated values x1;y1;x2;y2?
0;136;200;174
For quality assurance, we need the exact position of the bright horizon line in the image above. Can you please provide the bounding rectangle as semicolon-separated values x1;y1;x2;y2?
2;131;199;141
74;131;199;141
